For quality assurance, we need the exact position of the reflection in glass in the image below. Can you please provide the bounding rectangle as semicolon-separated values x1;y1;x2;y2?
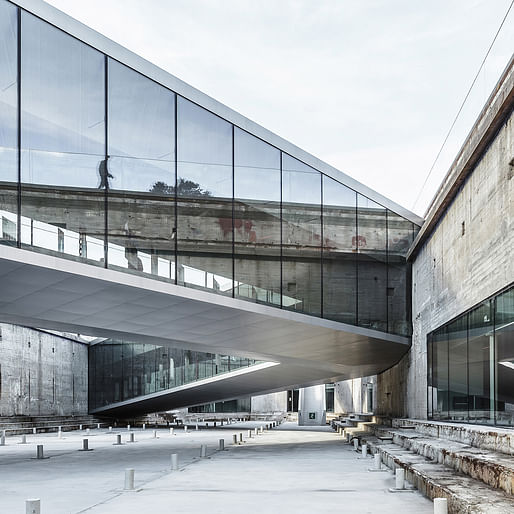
387;211;414;335
282;154;321;316
176;97;233;294
107;59;175;279
448;317;468;420
322;176;357;324
495;288;514;425
0;0;18;246
88;338;260;410
20;12;105;263
357;194;387;331
234;128;281;306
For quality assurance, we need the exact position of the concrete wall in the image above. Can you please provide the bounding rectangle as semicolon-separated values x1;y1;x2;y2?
334;376;376;414
377;108;514;419
0;324;88;416
251;391;287;413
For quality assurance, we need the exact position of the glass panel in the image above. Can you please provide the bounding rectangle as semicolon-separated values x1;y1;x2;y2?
432;326;448;420
357;195;387;331
282;154;321;316
322;176;357;324
0;0;18;245
468;300;494;424
495;287;514;426
234;128;281;306
107;59;175;279
176;97;233;295
448;316;468;421
427;334;433;418
20;12;105;264
387;211;414;335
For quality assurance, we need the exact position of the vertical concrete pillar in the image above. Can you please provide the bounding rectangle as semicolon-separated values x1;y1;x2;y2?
25;499;40;514
124;469;135;490
433;498;448;514
82;439;89;451
200;445;207;458
0;432;5;446
33;428;37;435
171;453;178;470
232;434;238;445
152;430;157;439
142;424;146;431
219;439;225;451
129;432;135;443
298;385;326;426
21;435;27;444
353;438;359;450
395;468;405;490
362;444;367;457
169;428;174;436
114;434;122;445
239;433;243;443
374;453;381;470
97;423;101;429
36;445;44;459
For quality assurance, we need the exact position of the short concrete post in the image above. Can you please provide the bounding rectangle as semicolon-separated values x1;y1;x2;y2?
248;430;252;438
36;445;44;459
374;453;381;470
219;439;224;451
82;439;89;451
196;424;199;431
254;428;258;436
124;468;135;490
152;430;157;439
129;432;135;443
169;428;174;436
127;424;130;431
86;428;90;436
33;427;37;435
97;423;101;429
395;468;405;490
79;424;83;431
433;498;448;514
21;435;27;444
362;444;367;457
109;426;113;432
200;444;207;458
25;498;40;514
58;429;62;439
184;426;188;433
221;420;224;426
239;433;243;443
142;423;146;430
114;434;122;445
353;438;359;450
232;434;237;445
214;421;217;427
1;432;5;446
171;453;178;470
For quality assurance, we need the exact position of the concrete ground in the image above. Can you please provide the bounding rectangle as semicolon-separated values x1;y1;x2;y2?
1;421;433;513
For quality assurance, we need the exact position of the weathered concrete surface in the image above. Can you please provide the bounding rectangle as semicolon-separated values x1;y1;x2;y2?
334;376;376;414
251;391;287;414
378;90;514;419
0;422;433;514
0;324;88;416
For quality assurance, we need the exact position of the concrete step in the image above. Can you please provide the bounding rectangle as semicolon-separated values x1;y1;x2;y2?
364;438;514;513
380;428;514;496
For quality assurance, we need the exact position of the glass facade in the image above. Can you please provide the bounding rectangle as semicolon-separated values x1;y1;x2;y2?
0;0;419;336
427;284;514;425
89;338;259;410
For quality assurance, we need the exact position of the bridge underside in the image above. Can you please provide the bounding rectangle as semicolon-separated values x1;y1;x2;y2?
0;245;410;416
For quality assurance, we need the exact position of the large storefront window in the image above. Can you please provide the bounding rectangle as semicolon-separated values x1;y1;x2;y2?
428;284;514;426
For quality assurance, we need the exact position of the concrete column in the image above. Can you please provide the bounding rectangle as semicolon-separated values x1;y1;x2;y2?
395;468;405;490
36;445;44;459
124;469;135;490
232;434;238;445
219;439;224;451
25;499;40;514
433;498;448;514
200;445;207;458
171;453;178;470
298;385;326;426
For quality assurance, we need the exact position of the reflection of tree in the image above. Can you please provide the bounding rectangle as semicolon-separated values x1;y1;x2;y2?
149;179;212;197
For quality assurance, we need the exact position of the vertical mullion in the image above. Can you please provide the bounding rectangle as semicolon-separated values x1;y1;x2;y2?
16;7;21;247
231;124;235;298
320;174;323;318
174;94;178;284
103;56;108;267
355;194;359;325
386;209;389;332
279;152;283;308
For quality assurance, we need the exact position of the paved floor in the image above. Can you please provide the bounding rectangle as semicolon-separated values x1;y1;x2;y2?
1;422;433;513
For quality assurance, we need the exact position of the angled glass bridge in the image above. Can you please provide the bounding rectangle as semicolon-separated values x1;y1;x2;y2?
0;0;423;415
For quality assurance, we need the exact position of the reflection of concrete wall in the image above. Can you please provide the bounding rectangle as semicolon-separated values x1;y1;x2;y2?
298;385;326;425
0;324;88;416
377;99;514;419
251;391;287;413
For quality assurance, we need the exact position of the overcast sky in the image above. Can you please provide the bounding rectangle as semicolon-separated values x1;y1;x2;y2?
45;0;513;216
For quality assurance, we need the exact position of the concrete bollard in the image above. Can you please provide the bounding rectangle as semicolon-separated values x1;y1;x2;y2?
362;444;367;457
259;426;264;434
1;432;5;446
20;435;27;444
214;421;217;427
114;434;123;446
86;428;90;436
80;438;93;451
58;430;62;439
36;445;44;459
433;498;448;514
129;432;135;443
25;498;40;514
248;430;252;438
395;468;405;490
169;428;174;436
196;424;199;431
124;468;135;490
200;444;207;458
79;424;83;431
142;424;146;431
152;430;157;439
232;434;238;445
239;433;243;444
221;420;224;426
171;453;178;470
127;424;131;431
254;428;258;437
97;423;101;429
219;439;225;451
374;453;381;470
353;438;359;450
109;426;113;432
184;426;188;433
33;427;37;435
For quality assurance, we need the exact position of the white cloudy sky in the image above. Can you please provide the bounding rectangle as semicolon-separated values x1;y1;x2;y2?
45;0;514;216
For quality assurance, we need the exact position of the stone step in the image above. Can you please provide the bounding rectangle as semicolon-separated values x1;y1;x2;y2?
364;439;514;513
380;428;514;496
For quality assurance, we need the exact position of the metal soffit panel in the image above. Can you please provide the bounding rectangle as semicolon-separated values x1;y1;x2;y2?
0;246;409;378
